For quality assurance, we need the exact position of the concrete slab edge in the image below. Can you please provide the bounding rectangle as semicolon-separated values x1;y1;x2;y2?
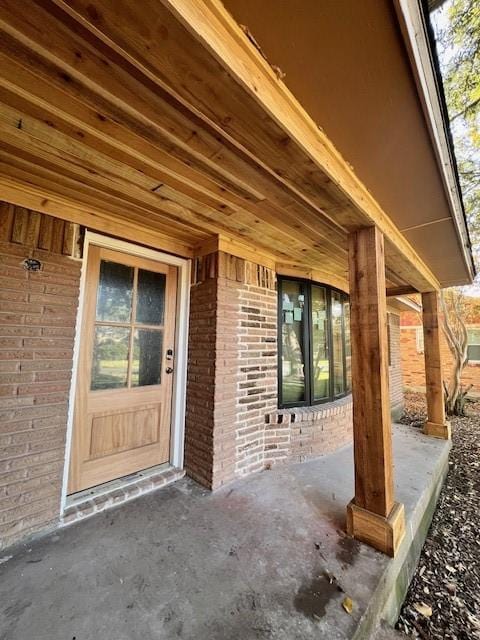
352;438;451;639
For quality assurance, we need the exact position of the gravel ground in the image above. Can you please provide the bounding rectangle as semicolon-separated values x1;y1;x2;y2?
396;392;480;639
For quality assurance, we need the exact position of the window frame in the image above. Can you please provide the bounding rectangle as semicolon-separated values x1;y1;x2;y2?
277;276;351;409
467;327;480;363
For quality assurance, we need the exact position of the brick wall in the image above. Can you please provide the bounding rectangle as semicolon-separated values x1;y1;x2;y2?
401;323;480;395
264;396;353;465
0;203;81;550
185;252;406;487
235;277;277;477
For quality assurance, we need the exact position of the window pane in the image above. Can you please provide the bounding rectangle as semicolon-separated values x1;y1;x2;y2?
96;260;133;322
311;286;329;400
281;281;306;403
344;298;351;392
331;291;345;396
132;329;163;387
468;344;480;361
468;329;480;344
91;326;130;390
136;269;166;325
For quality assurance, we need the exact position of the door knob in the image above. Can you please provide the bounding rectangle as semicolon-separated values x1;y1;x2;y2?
166;367;174;374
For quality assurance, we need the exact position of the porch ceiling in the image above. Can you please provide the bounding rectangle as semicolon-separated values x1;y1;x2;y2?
0;0;458;291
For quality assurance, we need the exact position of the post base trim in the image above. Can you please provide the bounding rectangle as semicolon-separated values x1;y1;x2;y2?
346;500;406;557
424;421;451;440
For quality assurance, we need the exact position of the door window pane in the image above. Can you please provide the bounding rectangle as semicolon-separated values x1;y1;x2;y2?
281;280;306;403
344;298;351;392
331;291;345;396
96;261;133;323
136;270;166;325
132;329;163;387
91;326;130;390
312;286;330;400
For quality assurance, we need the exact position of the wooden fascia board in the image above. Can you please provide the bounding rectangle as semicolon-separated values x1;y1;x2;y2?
0;176;194;258
162;0;441;292
275;263;349;293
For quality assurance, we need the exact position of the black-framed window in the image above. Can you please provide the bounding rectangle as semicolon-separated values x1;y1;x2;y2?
278;277;351;408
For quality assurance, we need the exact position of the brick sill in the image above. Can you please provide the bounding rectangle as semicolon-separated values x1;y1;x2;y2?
62;464;185;527
266;394;353;425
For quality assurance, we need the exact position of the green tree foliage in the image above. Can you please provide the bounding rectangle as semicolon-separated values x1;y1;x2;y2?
432;0;480;269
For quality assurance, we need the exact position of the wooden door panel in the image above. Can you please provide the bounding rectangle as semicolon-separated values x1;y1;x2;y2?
68;244;177;493
88;403;161;460
78;441;169;491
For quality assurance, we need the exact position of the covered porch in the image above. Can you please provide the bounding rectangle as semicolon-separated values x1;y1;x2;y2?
0;423;449;639
0;0;472;574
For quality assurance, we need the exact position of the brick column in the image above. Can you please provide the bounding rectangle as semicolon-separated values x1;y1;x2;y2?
184;251;277;490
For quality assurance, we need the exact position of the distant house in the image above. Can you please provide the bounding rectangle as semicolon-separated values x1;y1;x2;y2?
401;298;480;396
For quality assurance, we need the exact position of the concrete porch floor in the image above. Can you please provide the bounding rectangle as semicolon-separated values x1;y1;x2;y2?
0;425;450;640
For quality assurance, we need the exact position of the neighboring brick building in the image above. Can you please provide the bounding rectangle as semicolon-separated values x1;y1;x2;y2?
401;298;480;396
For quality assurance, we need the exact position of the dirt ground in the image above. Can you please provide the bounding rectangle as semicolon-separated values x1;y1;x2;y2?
396;392;480;639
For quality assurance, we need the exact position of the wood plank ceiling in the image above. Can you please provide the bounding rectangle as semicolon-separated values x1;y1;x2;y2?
0;0;441;291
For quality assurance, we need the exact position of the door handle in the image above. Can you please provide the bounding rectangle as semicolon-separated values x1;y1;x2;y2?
166;367;174;374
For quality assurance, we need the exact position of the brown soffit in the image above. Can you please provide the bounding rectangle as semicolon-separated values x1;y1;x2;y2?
394;0;475;283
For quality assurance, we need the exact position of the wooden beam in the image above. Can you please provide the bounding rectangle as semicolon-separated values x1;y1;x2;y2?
0;176;195;258
346;226;405;556
275;263;349;293
386;285;418;297
422;291;451;439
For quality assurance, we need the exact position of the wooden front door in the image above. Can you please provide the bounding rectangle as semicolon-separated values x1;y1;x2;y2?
68;245;177;494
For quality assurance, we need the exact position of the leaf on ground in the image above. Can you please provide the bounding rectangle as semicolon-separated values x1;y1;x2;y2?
467;613;480;630
342;596;353;614
414;602;433;617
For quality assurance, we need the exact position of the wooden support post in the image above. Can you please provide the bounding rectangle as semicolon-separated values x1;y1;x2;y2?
422;291;451;440
346;227;405;556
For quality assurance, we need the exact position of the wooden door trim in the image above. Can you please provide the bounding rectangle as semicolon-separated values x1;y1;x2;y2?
61;231;191;511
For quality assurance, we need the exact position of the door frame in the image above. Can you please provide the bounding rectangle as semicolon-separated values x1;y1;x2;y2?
60;231;191;512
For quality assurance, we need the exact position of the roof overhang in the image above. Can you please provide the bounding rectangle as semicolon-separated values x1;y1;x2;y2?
394;0;475;284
